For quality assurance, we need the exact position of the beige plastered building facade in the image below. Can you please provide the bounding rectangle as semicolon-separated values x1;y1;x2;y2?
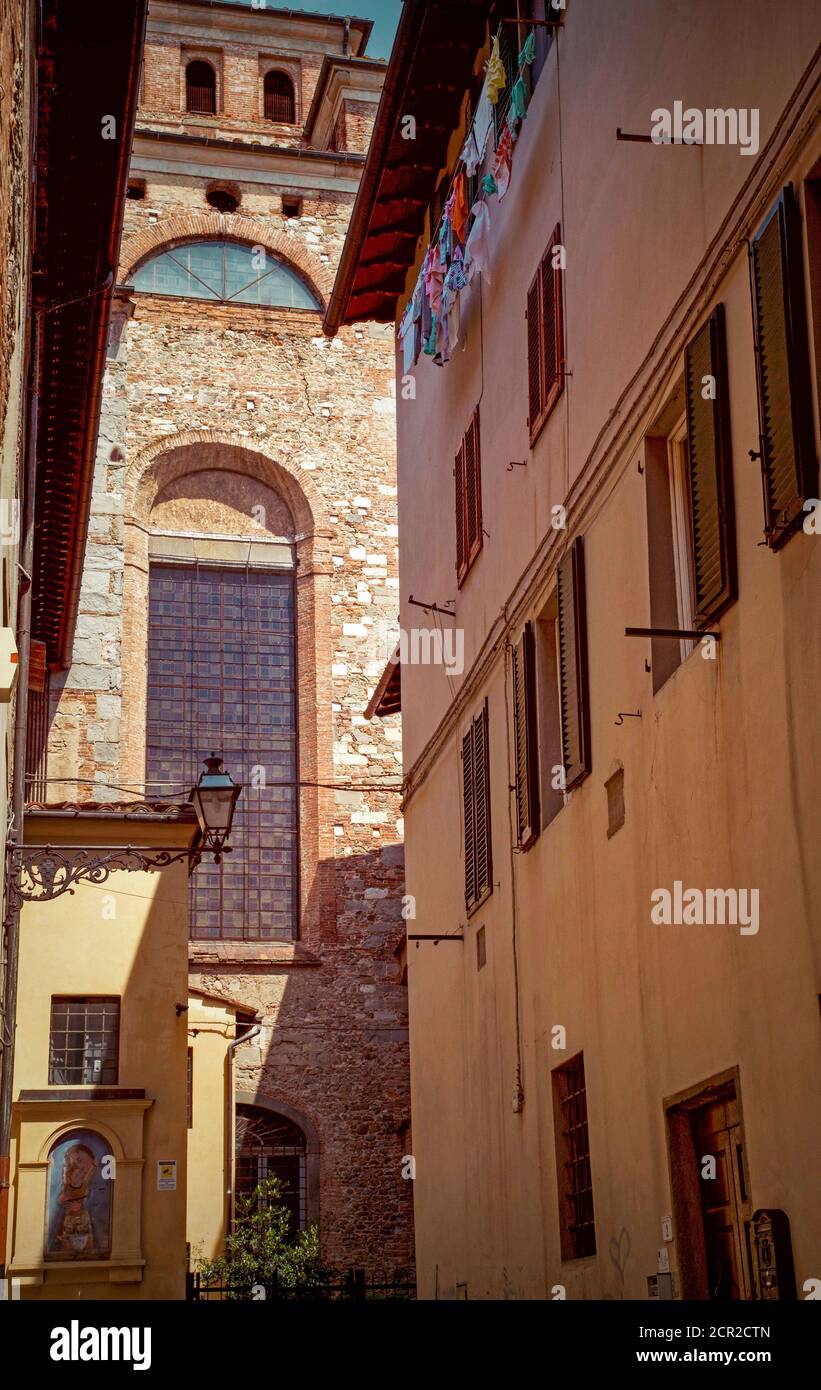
357;2;821;1299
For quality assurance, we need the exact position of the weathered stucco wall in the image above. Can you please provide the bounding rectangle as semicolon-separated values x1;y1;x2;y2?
393;0;821;1298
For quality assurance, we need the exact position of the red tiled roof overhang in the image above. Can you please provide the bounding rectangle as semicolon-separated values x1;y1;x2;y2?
32;0;147;669
323;0;492;334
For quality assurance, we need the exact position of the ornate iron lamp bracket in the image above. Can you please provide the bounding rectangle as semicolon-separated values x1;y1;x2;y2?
5;843;205;914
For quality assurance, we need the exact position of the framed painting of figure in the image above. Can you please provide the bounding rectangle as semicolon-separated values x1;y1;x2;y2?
44;1129;113;1261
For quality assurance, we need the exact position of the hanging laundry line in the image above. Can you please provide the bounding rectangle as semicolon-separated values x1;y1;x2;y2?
398;29;537;372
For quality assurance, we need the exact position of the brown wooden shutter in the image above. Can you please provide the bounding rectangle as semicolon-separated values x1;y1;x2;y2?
750;185;816;548
473;702;492;903
456;407;483;586
557;537;591;789
463;703;492;912
462;725;476;909
528;222;564;445
684;303;737;624
512;623;540;848
455;439;467;584
527;273;543;436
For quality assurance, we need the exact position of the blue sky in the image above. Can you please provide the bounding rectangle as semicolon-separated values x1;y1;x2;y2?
221;1;402;60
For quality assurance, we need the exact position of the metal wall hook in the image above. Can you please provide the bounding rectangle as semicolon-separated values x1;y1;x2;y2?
614;710;642;726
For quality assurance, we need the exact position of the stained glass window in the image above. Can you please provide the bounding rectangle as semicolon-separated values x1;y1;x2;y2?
131;240;320;309
146;564;298;941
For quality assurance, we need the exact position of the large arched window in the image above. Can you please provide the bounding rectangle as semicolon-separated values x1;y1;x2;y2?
186;60;216;114
236;1104;307;1236
264;69;295;122
130;240;320;309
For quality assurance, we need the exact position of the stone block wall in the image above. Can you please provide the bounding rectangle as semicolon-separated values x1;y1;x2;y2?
43;7;413;1274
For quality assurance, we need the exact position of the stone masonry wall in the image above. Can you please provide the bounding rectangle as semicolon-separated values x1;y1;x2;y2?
44;9;412;1273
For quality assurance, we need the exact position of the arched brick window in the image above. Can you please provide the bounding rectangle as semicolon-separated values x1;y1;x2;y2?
264;69;295;123
236;1103;307;1235
186;60;216;115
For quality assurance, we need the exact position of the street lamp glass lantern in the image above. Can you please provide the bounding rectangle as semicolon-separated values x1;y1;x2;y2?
189;754;242;860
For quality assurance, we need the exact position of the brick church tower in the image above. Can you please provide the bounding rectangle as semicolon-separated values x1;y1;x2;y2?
38;0;412;1272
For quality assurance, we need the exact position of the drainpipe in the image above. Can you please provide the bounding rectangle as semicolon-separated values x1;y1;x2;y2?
225;1019;262;1239
0;304;42;1278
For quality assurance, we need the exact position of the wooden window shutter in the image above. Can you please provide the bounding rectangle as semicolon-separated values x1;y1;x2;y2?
473;702;492;903
512;622;540;848
557;537;591;789
683;303;737;624
463;702;492;912
455;438;467;584
462;726;477;909
750;185;816;548
456;407;483;586
527;222;564;445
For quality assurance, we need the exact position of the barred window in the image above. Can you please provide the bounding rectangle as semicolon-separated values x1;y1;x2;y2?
49;998;120;1086
236;1104;307;1237
264;70;295;123
552;1052;597;1260
146;565;299;942
186;60;216;115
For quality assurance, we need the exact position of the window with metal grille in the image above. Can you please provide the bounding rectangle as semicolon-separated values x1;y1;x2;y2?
186;60;216;115
131;239;321;309
264;69;295;123
49;998;120;1085
552;1052;597;1260
146;565;299;942
236;1104;307;1237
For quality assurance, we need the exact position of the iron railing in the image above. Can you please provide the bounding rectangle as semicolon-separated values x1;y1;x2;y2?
188;1267;416;1301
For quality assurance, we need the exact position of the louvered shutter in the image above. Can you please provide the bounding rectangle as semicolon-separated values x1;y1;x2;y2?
455;439;466;583
462;726;476;908
473;703;492;903
528;223;564;444
466;407;482;566
527;272;543;437
557;538;591;789
750;185;816;547
456;408;482;585
542;224;564;417
512;623;540;847
684;304;736;624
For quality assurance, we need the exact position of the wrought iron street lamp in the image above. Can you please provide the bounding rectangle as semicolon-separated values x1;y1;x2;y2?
5;755;243;910
188;753;242;863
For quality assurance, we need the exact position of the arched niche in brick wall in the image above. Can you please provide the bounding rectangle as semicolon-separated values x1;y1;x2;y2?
122;432;336;949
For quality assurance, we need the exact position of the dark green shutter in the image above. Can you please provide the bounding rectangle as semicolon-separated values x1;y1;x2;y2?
684;303;736;624
512;623;540;847
557;538;591;789
750;185;816;547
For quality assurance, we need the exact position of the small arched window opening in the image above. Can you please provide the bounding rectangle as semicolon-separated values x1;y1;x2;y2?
264;70;295;123
186;60;216;115
236;1103;307;1236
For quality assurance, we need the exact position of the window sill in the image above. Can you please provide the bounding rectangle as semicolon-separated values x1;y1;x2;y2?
188;941;320;967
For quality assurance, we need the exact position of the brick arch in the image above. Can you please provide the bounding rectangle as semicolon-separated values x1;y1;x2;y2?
120;428;336;953
118;212;331;305
126;427;331;542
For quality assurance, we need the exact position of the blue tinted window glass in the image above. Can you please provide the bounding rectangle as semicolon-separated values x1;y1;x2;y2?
131;239;320;309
